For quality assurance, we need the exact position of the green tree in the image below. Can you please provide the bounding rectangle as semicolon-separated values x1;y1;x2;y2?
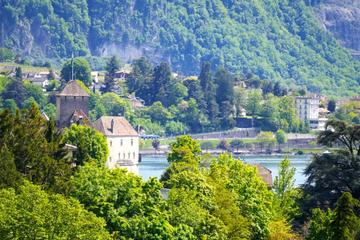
214;66;235;129
63;124;109;167
165;121;188;136
24;81;48;108
100;92;131;117
246;89;263;117
307;208;334;240
152;62;172;106
273;157;300;220
0;106;72;193
126;57;153;101
103;55;120;93
167;136;201;164
199;62;219;127
302;120;360;211
331;192;360;240
0;145;21;189
145;101;173;125
0;181;111;239
276;129;287;144
200;141;215;152
230;139;244;152
327;99;336;113
61;57;92;86
0;48;14;61
2;68;26;107
71;163;187;239
210;154;274;239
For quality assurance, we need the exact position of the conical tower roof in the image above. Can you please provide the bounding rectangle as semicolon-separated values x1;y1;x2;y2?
57;80;89;97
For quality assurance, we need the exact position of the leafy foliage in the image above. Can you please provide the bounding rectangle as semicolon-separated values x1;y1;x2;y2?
0;181;110;239
63;124;109;167
61;57;92;86
0;106;73;193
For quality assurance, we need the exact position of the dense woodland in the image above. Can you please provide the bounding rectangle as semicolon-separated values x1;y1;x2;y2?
0;0;359;96
0;104;360;239
1;55;360;137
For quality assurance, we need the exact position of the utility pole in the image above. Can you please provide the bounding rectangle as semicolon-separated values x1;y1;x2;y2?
1;23;4;47
71;52;74;81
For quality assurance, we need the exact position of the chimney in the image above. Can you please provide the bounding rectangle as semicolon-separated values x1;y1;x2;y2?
110;119;114;133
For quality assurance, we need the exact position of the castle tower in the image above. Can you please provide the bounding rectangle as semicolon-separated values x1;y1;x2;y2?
56;81;90;128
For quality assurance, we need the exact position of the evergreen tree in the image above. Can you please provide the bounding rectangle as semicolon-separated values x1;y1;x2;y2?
331;192;360;240
215;66;235;129
126;57;153;96
2;67;26;107
198;62;219;127
183;78;205;110
103;56;120;93
152;62;172;106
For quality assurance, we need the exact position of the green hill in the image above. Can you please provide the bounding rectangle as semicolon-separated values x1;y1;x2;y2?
1;0;359;96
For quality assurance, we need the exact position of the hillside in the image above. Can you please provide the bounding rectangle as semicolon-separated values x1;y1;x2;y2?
1;0;359;96
309;0;360;59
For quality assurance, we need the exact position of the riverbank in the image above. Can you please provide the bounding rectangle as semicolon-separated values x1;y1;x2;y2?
139;154;312;186
140;147;330;156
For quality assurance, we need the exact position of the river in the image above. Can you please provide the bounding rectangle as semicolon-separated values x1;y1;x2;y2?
139;154;312;186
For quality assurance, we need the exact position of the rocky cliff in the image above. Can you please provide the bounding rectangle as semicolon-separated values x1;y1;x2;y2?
313;0;360;59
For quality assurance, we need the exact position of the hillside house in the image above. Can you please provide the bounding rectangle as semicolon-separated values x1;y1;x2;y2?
295;96;320;129
94;116;140;173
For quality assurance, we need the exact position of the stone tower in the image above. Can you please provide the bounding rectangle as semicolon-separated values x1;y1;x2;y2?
56;80;90;128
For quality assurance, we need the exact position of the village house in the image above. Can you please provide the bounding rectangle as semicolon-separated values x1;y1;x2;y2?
94;116;140;173
295;95;321;129
57;80;140;173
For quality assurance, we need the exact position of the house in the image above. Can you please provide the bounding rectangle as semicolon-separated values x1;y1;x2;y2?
91;71;100;83
94;116;140;173
56;80;91;128
254;164;273;188
127;95;145;109
295;96;320;129
114;70;130;79
57;81;140;173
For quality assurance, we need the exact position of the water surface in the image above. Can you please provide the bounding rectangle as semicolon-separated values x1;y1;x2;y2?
139;154;312;186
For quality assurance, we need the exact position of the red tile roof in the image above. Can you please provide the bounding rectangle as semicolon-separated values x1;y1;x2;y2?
94;116;138;137
57;80;89;97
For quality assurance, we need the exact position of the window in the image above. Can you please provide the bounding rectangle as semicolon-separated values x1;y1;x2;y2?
128;152;130;159
131;139;133;146
82;96;84;101
64;96;67;101
120;139;123;146
110;140;112;147
74;96;76;100
123;153;125;159
109;157;112;162
133;152;135;159
118;153;121;160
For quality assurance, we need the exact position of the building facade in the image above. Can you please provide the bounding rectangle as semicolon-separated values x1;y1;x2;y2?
295;96;320;129
94;116;140;173
56;81;90;128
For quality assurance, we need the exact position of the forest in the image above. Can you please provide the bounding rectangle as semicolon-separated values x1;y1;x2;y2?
0;0;359;96
1;104;360;239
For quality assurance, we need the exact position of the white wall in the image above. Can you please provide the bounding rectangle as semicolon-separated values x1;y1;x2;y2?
105;136;139;173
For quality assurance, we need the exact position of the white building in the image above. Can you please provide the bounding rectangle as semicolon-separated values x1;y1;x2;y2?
295;96;320;129
94;116;140;173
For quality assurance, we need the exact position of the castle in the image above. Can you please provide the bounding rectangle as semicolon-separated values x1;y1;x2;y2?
56;80;139;173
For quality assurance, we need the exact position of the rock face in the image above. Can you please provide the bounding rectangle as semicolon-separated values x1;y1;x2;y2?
314;0;360;59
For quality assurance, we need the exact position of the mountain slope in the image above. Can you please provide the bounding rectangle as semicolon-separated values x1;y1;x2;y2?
0;0;359;96
309;0;360;59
